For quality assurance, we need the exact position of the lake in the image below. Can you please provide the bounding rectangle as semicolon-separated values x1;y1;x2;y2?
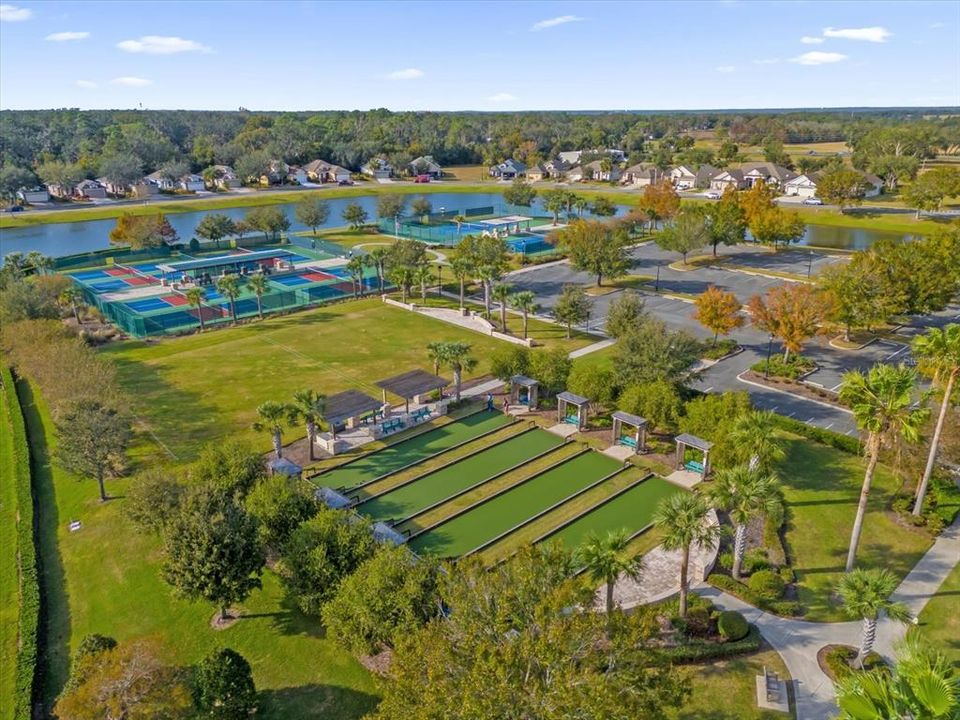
0;191;914;259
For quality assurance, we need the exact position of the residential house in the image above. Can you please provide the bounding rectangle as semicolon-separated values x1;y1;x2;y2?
526;164;548;182
132;179;160;198
96;177;130;196
784;170;884;199
557;150;583;166
623;163;669;187
260;160;289;186
303;159;351;184
710;169;745;193
46;182;75;199
144;170;176;191
209;165;241;189
74;179;107;199
287;166;309;185
408;155;443;179
362;158;393;179
670;164;721;190
16;187;50;204
694;164;722;189
557;149;626;165
711;163;796;192
489;159;526;180
572;160;622;183
178;174;205;192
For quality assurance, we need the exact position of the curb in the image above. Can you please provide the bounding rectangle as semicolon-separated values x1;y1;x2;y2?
736;371;853;415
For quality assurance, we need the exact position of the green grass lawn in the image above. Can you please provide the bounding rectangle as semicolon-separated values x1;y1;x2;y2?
0;381;19;720
912;560;960;667
18;380;380;719
102;298;584;463
776;434;933;622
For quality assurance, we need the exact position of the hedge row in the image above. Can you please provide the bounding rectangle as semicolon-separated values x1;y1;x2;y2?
708;573;804;617
658;625;762;663
2;366;39;720
769;414;861;454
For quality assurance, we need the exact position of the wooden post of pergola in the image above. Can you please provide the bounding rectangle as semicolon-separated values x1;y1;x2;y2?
510;375;539;410
556;391;589;430
674;433;713;478
611;411;648;454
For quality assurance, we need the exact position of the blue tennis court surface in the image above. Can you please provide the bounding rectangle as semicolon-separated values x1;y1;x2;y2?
124;297;171;313
89;279;131;293
272;274;313;287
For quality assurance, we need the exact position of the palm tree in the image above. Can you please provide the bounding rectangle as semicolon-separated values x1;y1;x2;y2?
291;389;325;461
58;285;83;324
247;273;269;319
728;410;786;472
414;262;434;303
477;264;500;319
346;255;366;298
491;282;513;332
839;364;928;572
509;291;538;340
387;264;416;304
184;287;207;332
837;568;911;668
215;274;243;325
652;492;719;616
252;401;295;459
366;246;389;294
707;465;783;581
573;196;590;217
437;341;476;402
426;341;446;376
911;324;960;516
449;256;472;309
25;251;53;275
453;214;466;233
835;635;959;719
575;529;642;633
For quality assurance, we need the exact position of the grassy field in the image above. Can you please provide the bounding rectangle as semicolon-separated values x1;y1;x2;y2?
18;380;380;719
776;434;933;622
443;165;491;183
101;298;585;462
912;560;960;667
0;381;18;720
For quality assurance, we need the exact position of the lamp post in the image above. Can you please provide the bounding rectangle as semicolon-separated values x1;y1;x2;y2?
807;250;815;279
765;333;774;378
655;261;663;292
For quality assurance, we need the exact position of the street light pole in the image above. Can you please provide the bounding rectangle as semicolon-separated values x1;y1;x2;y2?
655;261;662;292
765;333;774;378
807;251;815;278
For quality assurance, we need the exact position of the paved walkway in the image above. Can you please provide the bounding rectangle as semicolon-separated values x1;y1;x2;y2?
568;338;615;358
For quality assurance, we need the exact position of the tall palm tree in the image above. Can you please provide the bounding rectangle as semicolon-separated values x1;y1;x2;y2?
449;256;472;309
426;341;446;376
491;282;512;332
652;492;719;616
215;274;243;325
367;246;389;294
388;264;416;304
707;465;783;581
509;291;538;340
837;568;911;668
414;262;434;303
839;364;928;572
728;410;786;472
246;273;269;319
252;401;295;459
58;285;83;324
573;196;590;217
575;529;642;633
25;251;53;275
835;635;959;719
291;389;325;461
477;264;500;319
911;324;960;516
438;341;476;402
184;287;207;332
346;255;366;298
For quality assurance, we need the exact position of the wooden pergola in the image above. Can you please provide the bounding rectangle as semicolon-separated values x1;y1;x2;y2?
611;411;648;454
324;389;385;435
557;390;589;429
510;375;540;409
674;433;713;477
376;369;449;412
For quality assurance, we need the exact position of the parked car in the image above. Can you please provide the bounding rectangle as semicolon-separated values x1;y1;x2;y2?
704;191;721;200
414;174;431;184
338;179;353;186
4;205;24;213
803;197;824;205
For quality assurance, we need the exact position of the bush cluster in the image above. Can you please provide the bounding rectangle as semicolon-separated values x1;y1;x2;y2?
709;574;803;617
891;478;960;535
2;366;40;719
751;354;815;380
747;569;786;601
659;625;761;663
717;611;749;641
768;414;860;454
823;645;885;681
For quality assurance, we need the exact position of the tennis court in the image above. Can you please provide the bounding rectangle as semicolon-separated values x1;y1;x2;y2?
539;477;684;551
354;428;563;522
409;450;624;558
312;410;513;489
271;269;340;287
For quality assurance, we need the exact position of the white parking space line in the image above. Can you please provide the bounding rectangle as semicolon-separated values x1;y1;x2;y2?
704;387;714;393
826;423;834;429
830;383;843;392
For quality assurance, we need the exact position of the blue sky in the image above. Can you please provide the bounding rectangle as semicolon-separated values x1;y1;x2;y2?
1;0;957;111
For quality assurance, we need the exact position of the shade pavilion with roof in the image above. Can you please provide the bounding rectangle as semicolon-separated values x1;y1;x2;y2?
376;370;449;412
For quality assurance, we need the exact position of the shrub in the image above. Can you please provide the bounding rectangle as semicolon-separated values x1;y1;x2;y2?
700;338;739;361
660;625;761;663
751;354;816;380
709;574;803;617
742;548;771;575
768;414;860;454
823;645;886;681
717;611;749;641
748;569;786;601
683;606;713;638
763;504;788;566
192;647;257;719
779;566;796;584
125;468;185;535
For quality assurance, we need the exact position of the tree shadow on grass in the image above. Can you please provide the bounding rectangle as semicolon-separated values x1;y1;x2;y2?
257;684;380;720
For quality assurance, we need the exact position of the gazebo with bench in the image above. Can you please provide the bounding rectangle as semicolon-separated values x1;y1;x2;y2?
376;369;449;413
556;390;589;430
611;411;648;454
674;432;713;478
509;375;540;410
323;389;386;438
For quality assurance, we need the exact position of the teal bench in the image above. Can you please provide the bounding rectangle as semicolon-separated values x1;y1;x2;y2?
563;414;580;426
685;460;705;474
379;418;404;434
412;407;431;422
619;435;637;448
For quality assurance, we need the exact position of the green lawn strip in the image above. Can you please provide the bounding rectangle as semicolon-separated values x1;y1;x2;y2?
543;476;684;552
396;443;584;536
0;384;18;720
667;644;794;720
409;451;624;558
911;560;960;668
776;433;933;622
18;380;379;719
355;429;564;522
314;410;514;490
102;299;552;462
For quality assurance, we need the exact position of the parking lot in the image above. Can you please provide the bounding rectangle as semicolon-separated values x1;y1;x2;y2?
723;248;845;277
802;339;914;392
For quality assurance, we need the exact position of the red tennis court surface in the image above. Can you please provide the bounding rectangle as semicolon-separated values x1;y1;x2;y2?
303;271;336;282
165;294;190;306
125;276;155;286
105;267;131;277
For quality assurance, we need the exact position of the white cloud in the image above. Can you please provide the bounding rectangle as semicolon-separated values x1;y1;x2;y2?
800;36;824;44
715;65;736;73
752;58;780;65
110;76;152;87
790;51;848;66
117;35;211;54
386;67;423;80
46;31;90;41
487;92;517;102
823;26;892;42
75;80;97;89
531;15;583;31
0;4;31;21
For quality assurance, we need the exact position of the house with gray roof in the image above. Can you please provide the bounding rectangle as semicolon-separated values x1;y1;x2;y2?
489;159;526;179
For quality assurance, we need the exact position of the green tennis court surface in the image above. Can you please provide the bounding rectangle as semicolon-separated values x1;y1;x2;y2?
409;450;623;558
356;429;563;522
316;410;512;488
541;477;684;551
